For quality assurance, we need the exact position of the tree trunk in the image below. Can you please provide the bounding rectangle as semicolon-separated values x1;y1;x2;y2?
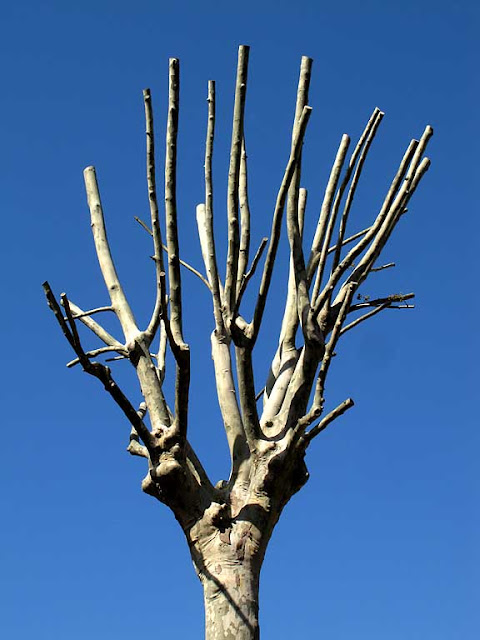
201;561;260;640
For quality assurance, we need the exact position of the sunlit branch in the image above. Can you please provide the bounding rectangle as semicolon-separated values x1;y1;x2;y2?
225;45;249;317
84;166;138;341
305;398;354;442
237;137;251;297
251;105;312;342
143;88;167;343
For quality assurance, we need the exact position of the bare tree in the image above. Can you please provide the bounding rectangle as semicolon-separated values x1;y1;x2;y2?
43;45;431;639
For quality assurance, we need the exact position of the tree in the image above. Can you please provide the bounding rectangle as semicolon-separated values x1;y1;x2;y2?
43;45;432;640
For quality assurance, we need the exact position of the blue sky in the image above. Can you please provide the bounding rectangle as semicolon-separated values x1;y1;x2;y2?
0;1;478;638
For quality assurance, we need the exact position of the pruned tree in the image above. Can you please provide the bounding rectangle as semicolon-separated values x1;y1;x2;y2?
43;45;432;640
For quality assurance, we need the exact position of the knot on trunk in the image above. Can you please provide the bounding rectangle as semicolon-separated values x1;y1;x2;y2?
204;501;231;530
149;443;185;492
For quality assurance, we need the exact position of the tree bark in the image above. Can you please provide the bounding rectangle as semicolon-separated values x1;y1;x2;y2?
200;561;260;640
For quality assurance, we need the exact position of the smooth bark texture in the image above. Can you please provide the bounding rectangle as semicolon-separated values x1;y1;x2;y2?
44;46;432;638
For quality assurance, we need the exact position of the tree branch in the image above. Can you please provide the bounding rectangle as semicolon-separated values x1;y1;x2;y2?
251;105;312;342
305;398;354;442
225;45;249;318
134;216;211;290
311;130;431;320
237;137;251;297
349;292;414;312
43;282;152;447
66;346;128;368
165;58;190;440
311;108;384;306
308;134;350;280
143;88;167;343
65;300;123;348
313;283;355;408
339;301;414;337
196;79;225;334
84;166;138;341
330;109;385;276
165;58;185;348
234;236;268;315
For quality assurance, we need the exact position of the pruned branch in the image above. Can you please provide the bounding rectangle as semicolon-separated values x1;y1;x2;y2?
143;88;167;343
312;129;432;320
285;57;315;345
165;58;185;349
196;79;225;333
164;58;190;440
308;133;350;281
329;110;384;283
225;45;249;317
237;137;251;297
234;236;268;315
251;105;312;342
84;166;138;341
311;108;384;307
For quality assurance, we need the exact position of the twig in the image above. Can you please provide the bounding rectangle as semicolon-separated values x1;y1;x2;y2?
68;306;113;320
340;302;389;335
255;387;265;402
305;398;354;442
65;300;122;348
314;283;355;407
234;236;268;313
66;346;128;368
371;262;395;272
326;227;370;255
349;292;414;311
339;301;414;336
135;217;211;290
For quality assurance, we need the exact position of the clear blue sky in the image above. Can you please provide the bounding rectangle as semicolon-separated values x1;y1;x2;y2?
0;1;477;638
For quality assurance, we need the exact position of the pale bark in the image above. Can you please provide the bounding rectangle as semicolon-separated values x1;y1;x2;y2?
44;45;432;639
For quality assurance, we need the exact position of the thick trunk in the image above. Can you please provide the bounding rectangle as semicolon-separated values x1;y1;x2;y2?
201;562;260;640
